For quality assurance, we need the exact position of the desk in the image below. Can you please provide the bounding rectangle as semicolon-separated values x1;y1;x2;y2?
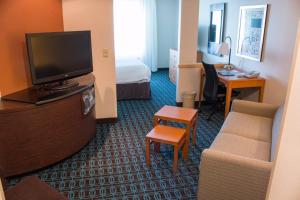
200;68;266;117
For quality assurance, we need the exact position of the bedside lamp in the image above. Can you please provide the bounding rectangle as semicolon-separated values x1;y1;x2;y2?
218;36;233;70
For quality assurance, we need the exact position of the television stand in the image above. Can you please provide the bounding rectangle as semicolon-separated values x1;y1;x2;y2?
2;76;92;105
42;80;79;91
0;74;96;177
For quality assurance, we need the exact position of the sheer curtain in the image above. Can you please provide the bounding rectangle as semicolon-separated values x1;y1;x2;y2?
113;0;158;72
142;0;158;72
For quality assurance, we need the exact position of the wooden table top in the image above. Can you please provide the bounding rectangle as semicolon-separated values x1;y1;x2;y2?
154;105;198;123
146;125;186;144
217;69;265;83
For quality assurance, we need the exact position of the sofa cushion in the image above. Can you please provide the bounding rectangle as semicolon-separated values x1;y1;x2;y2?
211;133;271;161
220;112;273;142
270;104;284;161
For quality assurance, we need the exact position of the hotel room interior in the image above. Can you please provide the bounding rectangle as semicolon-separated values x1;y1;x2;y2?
1;0;300;200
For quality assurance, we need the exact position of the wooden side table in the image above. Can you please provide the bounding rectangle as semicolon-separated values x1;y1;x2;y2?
145;125;187;172
153;106;198;154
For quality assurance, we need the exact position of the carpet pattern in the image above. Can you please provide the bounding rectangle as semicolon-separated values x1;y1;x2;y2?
7;71;224;199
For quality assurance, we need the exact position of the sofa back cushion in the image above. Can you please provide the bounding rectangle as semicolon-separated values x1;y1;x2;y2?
270;104;284;161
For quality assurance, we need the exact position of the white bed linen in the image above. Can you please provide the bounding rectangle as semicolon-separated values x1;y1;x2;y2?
116;58;151;84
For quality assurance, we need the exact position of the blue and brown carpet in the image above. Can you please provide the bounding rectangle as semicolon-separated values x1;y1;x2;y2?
8;71;224;200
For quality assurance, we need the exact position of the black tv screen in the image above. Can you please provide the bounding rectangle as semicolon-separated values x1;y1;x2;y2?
26;31;93;85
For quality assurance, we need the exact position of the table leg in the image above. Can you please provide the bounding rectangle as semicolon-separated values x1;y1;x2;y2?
153;117;160;152
192;114;198;145
145;138;150;167
258;86;265;102
173;144;179;172
225;85;232;117
153;117;159;126
199;69;204;109
185;124;191;155
182;138;188;160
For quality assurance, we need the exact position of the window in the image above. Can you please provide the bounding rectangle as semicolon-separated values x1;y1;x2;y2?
113;0;146;59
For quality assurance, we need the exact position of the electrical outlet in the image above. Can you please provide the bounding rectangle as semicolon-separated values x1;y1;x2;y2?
102;49;109;58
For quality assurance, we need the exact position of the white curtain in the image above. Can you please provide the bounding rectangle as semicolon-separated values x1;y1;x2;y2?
113;0;158;72
142;0;158;72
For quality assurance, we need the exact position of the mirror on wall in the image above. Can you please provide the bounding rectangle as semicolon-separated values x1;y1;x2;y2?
208;3;226;56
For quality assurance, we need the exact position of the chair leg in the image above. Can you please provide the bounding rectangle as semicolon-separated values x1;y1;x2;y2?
192;115;198;145
173;144;179;172
207;104;217;121
145;138;150;167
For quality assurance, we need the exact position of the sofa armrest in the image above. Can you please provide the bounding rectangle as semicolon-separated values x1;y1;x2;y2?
232;100;278;118
198;149;272;200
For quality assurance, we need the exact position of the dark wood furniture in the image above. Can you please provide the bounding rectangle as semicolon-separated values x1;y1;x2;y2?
0;75;96;177
5;176;67;200
145;125;187;172
153;106;198;153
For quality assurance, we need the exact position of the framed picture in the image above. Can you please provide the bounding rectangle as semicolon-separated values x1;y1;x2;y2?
236;5;268;61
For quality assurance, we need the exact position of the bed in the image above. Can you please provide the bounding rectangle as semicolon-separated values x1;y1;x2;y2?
116;58;151;100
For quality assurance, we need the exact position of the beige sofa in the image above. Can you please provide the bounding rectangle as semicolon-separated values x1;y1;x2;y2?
198;100;284;200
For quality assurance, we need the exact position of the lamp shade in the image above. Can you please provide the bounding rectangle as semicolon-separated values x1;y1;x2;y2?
218;42;230;55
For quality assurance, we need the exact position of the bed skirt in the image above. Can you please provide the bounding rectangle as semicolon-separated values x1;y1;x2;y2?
117;82;151;100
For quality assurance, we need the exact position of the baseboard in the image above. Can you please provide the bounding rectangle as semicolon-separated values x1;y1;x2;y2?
96;117;118;124
157;68;169;71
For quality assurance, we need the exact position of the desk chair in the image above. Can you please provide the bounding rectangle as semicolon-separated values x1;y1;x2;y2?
202;62;239;120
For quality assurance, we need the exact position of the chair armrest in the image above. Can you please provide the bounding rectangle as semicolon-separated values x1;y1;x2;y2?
231;100;278;118
198;149;272;200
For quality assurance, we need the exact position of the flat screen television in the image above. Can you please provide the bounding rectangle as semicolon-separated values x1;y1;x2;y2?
26;31;93;85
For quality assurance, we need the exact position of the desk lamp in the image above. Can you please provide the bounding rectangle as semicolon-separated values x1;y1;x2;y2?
218;36;233;70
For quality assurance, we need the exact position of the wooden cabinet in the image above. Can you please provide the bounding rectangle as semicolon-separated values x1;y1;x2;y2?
0;75;96;177
169;49;179;84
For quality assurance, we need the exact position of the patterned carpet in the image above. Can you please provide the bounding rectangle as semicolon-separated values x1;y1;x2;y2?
8;71;224;200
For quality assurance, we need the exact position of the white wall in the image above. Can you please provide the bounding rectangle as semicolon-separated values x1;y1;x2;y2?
156;0;179;68
198;0;300;105
266;21;300;200
63;0;117;119
176;0;200;102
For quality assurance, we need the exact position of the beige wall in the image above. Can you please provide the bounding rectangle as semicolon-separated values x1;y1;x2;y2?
266;21;300;200
176;0;200;102
63;0;117;119
198;0;300;105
